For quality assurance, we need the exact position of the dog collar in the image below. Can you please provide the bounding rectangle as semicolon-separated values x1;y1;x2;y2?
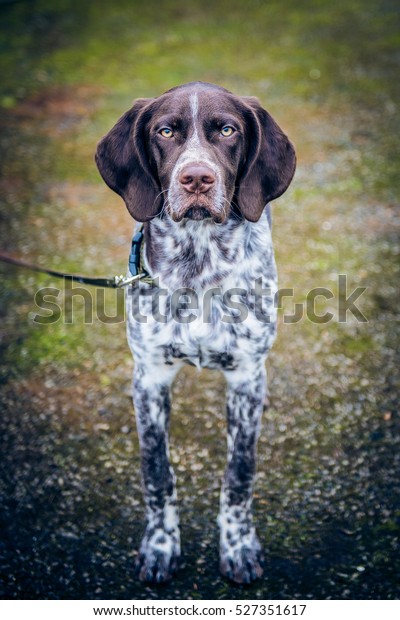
127;227;155;286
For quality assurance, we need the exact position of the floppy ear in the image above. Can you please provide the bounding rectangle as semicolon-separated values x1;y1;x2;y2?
95;98;161;222
237;97;296;222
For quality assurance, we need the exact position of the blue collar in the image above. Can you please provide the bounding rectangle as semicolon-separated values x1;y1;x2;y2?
128;229;145;277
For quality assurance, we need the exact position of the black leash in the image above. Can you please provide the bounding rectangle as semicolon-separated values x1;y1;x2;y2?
0;228;153;288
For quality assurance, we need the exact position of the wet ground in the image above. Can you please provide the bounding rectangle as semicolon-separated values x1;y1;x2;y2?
0;0;399;600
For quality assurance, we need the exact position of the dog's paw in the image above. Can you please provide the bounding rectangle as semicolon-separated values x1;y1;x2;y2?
135;527;180;583
220;535;264;585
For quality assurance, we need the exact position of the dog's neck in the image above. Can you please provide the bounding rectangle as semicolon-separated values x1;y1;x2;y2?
142;210;271;292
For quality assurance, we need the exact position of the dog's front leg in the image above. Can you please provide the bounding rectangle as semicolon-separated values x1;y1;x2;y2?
133;362;181;583
219;366;266;584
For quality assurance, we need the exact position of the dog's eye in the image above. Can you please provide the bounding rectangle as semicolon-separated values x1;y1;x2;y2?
159;127;174;138
220;126;235;137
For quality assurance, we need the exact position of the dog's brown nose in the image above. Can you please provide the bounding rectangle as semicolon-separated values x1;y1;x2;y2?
179;164;216;193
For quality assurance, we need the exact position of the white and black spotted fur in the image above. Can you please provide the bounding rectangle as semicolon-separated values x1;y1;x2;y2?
96;82;296;584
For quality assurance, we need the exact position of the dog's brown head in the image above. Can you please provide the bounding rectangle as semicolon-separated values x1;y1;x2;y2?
95;82;296;223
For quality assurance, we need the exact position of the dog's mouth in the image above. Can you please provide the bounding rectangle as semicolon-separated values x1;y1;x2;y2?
167;188;229;223
172;204;226;224
185;206;212;221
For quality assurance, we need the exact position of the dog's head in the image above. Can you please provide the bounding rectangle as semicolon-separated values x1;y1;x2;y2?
95;82;296;223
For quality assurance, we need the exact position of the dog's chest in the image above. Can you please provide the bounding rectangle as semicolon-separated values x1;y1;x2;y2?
160;308;275;371
126;213;277;370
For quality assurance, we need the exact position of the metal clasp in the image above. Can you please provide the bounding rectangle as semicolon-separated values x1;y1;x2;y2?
113;272;147;288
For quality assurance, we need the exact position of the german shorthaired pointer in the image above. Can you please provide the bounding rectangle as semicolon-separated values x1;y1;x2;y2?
95;82;296;584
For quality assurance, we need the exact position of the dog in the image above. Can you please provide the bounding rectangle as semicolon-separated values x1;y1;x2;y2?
95;82;296;584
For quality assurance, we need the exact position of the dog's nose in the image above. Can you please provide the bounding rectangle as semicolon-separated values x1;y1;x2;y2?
179;164;216;193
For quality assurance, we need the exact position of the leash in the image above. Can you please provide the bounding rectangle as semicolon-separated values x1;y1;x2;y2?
0;227;154;288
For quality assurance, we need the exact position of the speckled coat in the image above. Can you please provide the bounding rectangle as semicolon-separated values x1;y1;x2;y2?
96;82;296;584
